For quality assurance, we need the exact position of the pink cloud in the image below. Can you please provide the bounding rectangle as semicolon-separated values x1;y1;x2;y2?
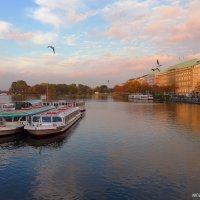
8;30;33;40
157;6;183;19
0;52;177;89
100;0;200;56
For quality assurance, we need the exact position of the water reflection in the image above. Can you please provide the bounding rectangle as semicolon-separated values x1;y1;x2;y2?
128;99;154;103
1;97;200;200
0;133;23;145
25;131;73;149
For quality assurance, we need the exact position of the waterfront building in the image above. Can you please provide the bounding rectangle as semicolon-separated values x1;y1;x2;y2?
128;72;158;86
146;73;157;86
128;75;148;84
155;71;168;87
156;59;200;95
127;58;200;95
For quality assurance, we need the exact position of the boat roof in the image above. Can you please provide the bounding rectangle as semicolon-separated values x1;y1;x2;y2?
34;106;80;118
0;106;54;117
15;100;42;106
0;102;14;105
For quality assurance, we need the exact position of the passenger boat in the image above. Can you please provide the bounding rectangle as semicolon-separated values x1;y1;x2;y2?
0;106;54;137
24;106;82;138
42;100;86;112
128;94;154;100
0;103;15;111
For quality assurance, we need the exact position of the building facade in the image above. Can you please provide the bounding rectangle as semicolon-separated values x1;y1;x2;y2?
156;59;200;95
128;58;200;95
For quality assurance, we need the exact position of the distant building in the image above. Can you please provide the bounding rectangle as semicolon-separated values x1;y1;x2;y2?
156;59;200;95
128;73;158;86
128;58;200;95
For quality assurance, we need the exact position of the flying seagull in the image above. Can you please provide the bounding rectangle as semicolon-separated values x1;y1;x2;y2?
47;45;55;54
155;67;160;72
151;68;160;72
156;59;161;67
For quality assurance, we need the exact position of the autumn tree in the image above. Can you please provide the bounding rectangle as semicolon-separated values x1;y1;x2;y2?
9;80;29;94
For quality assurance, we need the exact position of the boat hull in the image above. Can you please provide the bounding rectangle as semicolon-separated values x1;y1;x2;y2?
128;94;154;100
26;114;82;138
0;126;24;137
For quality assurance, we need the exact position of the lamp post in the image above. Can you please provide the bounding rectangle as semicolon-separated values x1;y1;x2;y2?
46;83;48;101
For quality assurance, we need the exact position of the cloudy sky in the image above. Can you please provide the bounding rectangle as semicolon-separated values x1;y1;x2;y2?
0;0;200;89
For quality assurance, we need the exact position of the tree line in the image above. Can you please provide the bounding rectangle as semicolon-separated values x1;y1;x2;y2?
8;79;180;97
8;80;113;96
9;80;93;96
114;80;176;96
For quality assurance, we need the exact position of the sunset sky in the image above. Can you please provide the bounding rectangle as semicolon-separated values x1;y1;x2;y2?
0;0;200;89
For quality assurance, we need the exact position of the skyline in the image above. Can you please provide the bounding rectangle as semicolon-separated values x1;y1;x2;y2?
0;0;200;89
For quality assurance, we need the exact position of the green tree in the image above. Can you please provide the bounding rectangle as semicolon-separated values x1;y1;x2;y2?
68;84;78;95
9;80;29;94
99;85;108;93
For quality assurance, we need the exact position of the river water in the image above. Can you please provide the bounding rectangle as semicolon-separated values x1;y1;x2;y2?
0;96;200;200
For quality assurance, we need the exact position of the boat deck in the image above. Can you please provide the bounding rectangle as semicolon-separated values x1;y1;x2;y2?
0;106;55;117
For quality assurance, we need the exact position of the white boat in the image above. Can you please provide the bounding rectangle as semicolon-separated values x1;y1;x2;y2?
0;93;8;96
24;106;82;138
0;103;15;111
128;94;154;100
42;100;86;112
0;106;54;137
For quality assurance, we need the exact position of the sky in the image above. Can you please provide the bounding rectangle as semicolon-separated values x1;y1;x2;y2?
0;0;200;90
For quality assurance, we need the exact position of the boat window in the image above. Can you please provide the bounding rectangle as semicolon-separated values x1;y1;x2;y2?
52;117;62;122
14;117;21;122
42;117;51;123
4;117;12;122
21;116;26;121
33;116;40;122
0;117;3;124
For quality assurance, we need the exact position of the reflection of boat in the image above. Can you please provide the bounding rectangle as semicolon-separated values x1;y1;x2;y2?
0;106;54;137
129;99;154;103
25;106;82;138
128;94;154;100
0;133;23;144
25;126;76;148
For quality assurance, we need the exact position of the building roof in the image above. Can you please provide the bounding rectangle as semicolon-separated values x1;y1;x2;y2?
128;74;148;82
167;58;199;71
15;100;42;106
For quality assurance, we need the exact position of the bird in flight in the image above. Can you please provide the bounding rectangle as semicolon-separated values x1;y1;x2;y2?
151;68;160;72
47;46;55;54
156;59;161;67
155;67;160;72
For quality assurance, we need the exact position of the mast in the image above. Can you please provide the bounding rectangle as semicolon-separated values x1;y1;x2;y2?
46;83;48;101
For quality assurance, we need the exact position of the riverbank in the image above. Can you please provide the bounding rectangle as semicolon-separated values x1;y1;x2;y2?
169;96;200;104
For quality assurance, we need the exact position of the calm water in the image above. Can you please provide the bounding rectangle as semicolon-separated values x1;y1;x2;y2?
1;96;200;200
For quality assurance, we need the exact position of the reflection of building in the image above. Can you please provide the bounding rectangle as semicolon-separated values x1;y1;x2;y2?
128;58;200;95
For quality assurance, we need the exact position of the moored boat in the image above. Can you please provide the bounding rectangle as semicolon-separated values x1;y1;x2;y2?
128;94;154;100
24;106;82;138
42;100;86;112
0;106;54;137
0;103;15;111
